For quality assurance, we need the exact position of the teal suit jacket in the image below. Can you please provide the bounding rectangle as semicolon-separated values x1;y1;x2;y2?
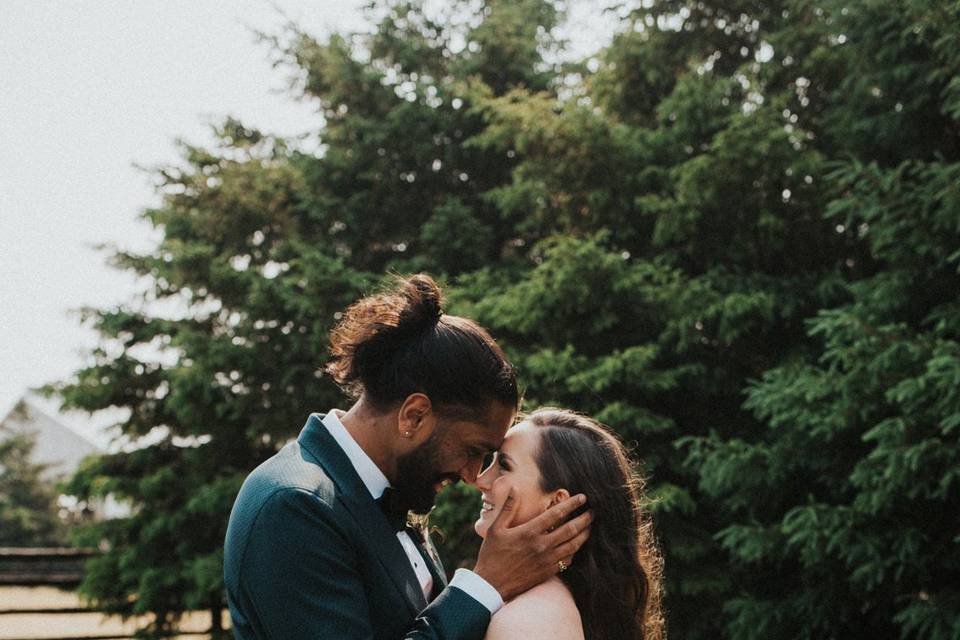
224;414;491;639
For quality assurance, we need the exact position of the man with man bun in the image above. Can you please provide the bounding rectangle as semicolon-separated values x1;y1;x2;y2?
224;274;592;639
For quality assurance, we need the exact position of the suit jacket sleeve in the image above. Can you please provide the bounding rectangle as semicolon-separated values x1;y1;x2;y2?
238;487;491;640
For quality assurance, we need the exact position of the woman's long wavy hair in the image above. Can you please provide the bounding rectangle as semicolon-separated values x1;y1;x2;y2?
528;408;665;640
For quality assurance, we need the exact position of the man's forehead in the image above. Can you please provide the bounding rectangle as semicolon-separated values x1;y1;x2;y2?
456;420;506;449
479;432;506;450
442;403;514;443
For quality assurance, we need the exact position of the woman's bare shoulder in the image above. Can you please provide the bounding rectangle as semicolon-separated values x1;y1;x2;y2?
484;578;584;640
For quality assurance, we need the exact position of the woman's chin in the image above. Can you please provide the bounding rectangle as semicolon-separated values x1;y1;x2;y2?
474;518;489;539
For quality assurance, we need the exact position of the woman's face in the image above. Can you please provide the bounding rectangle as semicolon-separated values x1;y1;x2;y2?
474;421;564;538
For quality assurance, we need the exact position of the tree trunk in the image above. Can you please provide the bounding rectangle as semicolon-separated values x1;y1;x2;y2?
210;604;223;633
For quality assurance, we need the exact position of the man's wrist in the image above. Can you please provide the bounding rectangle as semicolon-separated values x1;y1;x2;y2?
449;568;504;614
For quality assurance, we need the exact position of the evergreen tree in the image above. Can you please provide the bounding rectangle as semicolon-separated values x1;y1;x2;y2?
683;1;960;638
0;429;67;547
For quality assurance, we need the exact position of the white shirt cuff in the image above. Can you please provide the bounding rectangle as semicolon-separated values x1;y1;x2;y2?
449;568;504;614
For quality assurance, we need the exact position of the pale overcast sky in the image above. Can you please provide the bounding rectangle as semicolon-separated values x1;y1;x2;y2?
0;1;368;441
0;0;612;445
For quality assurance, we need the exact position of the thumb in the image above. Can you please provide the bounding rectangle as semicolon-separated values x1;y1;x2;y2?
490;486;519;532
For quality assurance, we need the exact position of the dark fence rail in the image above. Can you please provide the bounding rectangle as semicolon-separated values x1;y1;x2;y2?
0;547;96;586
0;548;225;640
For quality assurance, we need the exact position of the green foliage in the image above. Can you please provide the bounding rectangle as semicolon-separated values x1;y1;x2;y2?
53;0;960;638
0;429;68;546
696;154;960;639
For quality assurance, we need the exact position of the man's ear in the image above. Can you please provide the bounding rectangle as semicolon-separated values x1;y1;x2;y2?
397;393;436;441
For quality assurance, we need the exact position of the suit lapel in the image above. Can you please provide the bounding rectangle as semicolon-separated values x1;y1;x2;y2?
297;414;428;614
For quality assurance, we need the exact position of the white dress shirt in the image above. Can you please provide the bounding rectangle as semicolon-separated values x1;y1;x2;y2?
321;411;503;614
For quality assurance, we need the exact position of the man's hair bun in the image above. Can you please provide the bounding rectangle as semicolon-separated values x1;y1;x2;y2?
326;274;445;395
325;273;517;413
396;273;444;334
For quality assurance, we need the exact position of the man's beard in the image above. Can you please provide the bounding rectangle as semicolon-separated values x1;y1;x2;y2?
394;431;460;514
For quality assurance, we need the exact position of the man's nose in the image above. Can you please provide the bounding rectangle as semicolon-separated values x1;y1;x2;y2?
460;458;484;486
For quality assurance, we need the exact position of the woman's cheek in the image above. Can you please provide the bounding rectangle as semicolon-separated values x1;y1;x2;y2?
491;474;511;503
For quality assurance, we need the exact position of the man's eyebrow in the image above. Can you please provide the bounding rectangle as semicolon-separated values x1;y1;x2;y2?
468;442;498;454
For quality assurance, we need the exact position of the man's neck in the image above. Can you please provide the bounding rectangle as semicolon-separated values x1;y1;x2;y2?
339;399;397;482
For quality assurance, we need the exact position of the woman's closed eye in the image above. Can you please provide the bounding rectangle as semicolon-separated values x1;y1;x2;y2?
481;451;496;472
481;451;511;473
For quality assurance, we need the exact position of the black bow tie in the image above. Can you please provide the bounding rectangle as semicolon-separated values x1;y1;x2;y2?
377;487;410;532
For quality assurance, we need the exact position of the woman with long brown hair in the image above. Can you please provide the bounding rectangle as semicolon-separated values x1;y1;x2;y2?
475;408;665;640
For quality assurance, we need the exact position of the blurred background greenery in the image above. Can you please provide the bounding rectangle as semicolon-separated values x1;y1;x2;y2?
31;0;960;637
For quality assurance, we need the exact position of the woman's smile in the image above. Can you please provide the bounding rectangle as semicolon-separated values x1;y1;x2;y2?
480;496;496;514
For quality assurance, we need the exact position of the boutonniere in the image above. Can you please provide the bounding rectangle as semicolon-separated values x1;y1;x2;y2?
407;512;430;541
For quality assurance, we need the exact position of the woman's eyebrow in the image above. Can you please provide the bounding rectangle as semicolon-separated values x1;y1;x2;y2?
497;451;513;464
